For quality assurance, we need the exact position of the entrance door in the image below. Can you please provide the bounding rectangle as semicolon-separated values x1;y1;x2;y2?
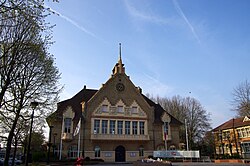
115;145;125;162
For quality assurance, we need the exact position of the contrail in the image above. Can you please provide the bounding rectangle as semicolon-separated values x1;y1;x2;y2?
172;0;201;43
45;5;99;40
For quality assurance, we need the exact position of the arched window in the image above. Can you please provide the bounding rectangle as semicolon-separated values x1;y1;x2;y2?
139;146;144;157
169;145;176;150
94;146;101;157
156;145;165;151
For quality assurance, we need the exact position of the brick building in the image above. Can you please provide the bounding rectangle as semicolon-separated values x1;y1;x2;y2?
213;116;250;159
46;46;182;162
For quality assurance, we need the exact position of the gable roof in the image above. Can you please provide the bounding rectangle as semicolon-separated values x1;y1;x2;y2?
48;87;182;126
47;87;97;121
213;116;250;131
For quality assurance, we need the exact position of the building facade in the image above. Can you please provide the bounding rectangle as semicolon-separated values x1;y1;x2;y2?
213;116;250;159
47;47;182;162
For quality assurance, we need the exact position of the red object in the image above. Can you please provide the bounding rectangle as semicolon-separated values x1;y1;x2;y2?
75;157;83;166
164;132;168;140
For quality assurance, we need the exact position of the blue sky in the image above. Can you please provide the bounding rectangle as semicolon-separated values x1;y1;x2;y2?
45;0;250;128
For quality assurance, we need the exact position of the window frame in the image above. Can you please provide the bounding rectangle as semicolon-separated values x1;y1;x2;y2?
94;119;100;134
64;118;72;133
102;120;108;134
117;121;123;134
132;121;138;135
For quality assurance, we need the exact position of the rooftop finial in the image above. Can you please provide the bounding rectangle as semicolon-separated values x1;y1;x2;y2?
119;43;122;62
112;43;125;75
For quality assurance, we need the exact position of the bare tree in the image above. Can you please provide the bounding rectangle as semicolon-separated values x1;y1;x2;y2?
0;1;61;165
185;97;211;149
232;80;250;117
150;95;211;150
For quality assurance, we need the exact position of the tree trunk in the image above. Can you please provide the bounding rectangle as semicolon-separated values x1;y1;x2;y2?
4;108;21;166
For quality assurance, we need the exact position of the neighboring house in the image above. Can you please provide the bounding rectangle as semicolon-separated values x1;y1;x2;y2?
46;47;182;162
213;116;250;159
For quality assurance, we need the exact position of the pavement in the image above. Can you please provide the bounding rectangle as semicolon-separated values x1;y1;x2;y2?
17;161;250;166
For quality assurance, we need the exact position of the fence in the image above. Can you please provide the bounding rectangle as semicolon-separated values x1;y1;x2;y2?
153;150;200;159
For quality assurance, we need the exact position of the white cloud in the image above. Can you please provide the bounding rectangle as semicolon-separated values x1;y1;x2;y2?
124;0;171;25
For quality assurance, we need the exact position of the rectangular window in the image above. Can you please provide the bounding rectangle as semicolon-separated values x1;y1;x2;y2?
68;145;77;158
102;105;108;112
242;128;246;137
246;128;250;137
237;129;242;138
117;106;123;113
64;118;72;133
102;120;108;134
94;120;100;134
110;120;116;134
118;121;123;134
243;143;250;153
164;122;168;135
222;131;230;140
139;121;145;135
131;107;137;114
125;121;130;135
132;121;138;135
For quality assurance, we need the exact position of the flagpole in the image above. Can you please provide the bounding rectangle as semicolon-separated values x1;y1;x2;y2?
59;116;64;160
164;122;167;151
77;119;81;157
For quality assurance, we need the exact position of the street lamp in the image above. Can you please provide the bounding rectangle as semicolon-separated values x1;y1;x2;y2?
47;125;53;165
185;119;189;151
25;101;38;166
219;130;224;156
53;133;57;156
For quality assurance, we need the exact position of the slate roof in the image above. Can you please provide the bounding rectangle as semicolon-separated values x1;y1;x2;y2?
212;116;250;131
48;87;97;121
48;87;182;125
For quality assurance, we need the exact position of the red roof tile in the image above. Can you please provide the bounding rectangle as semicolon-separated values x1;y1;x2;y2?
213;116;250;131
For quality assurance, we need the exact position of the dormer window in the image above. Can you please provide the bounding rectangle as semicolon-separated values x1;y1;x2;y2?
64;118;72;133
117;106;123;113
131;106;138;114
102;105;108;113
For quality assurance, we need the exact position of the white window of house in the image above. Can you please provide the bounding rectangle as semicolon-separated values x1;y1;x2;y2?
117;106;123;113
242;128;246;138
102;120;108;134
222;131;230;140
237;129;242;138
94;119;100;134
139;121;145;135
246;128;250;137
64;118;72;133
94;146;101;157
132;121;138;135
131;106;138;114
102;105;108;113
125;121;130;135
118;121;123;134
110;120;116;134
